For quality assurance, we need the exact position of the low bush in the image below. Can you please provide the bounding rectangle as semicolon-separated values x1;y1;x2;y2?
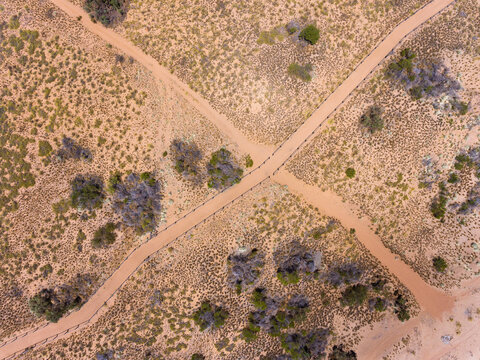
345;168;355;179
192;301;229;331
38;140;52;157
360;106;384;133
70;175;105;210
207;148;243;189
288;63;312;82
170;139;202;183
111;172;162;233
84;0;128;26
340;284;368;307
299;25;320;45
432;256;447;272
91;222;117;248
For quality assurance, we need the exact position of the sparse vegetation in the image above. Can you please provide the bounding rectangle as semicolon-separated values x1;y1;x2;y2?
288;63;313;82
192;301;229;331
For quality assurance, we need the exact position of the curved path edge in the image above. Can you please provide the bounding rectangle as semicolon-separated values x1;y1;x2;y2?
0;0;456;357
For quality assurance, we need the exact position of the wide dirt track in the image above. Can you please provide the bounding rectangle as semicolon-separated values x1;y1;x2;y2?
0;0;456;358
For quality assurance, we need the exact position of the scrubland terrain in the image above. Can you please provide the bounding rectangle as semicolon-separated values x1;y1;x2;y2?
1;0;480;359
72;0;432;144
17;181;416;359
0;0;244;341
288;0;480;289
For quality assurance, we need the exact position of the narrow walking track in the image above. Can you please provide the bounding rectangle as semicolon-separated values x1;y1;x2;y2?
0;0;456;357
49;0;272;165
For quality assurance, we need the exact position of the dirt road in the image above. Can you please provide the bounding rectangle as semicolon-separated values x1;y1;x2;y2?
0;0;456;357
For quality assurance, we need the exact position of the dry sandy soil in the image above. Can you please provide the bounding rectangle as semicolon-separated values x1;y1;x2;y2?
0;0;245;342
288;0;480;290
1;0;480;359
14;180;417;359
71;0;433;144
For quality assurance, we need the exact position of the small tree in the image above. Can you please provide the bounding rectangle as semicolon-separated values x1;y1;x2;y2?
70;175;105;210
192;301;229;331
299;25;320;45
360;106;384;133
191;354;205;360
92;222;117;248
432;256;447;272
340;284;368;307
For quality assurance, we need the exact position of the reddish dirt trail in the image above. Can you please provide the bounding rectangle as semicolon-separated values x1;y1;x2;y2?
48;0;272;165
274;170;455;318
0;0;456;357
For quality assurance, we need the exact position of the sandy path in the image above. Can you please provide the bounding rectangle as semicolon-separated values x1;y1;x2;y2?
273;170;454;318
48;0;272;165
0;0;455;357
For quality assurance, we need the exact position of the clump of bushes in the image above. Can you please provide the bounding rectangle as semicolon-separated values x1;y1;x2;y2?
70;175;105;210
288;63;313;82
430;193;448;220
360;106;384;133
432;256;448;272
393;291;410;322
388;48;466;112
329;345;357;360
276;243;317;285
227;248;264;293
192;301;229;331
56;137;92;161
207;148;243;189
84;0;128;26
299;25;320;45
29;275;92;322
340;284;368;307
327;263;362;287
191;354;205;360
170;139;202;183
245;154;254;168
244;291;310;339
280;329;330;359
111;172;162;234
91;222;117;248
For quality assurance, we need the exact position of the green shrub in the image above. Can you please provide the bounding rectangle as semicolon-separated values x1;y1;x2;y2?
288;63;312;82
345;168;355;178
245;154;253;168
107;171;122;194
251;288;267;310
432;256;447;272
360;106;384;133
191;354;205;360
447;173;459;184
38;140;53;157
71;175;105;210
241;322;260;342
430;194;447;219
192;301;229;331
340;284;368;306
299;25;320;45
277;270;300;285
92;222;117;248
